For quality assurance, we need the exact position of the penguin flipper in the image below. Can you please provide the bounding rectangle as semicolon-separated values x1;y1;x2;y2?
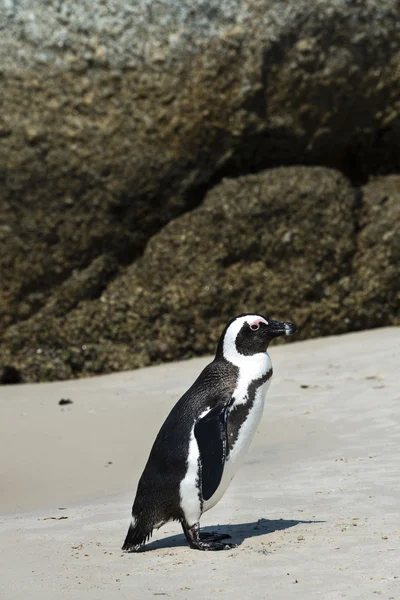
194;404;228;501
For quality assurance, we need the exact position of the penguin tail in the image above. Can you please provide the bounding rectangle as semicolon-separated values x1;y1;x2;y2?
122;517;153;552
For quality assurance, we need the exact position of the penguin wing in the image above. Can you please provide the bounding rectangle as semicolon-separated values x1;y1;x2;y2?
194;401;230;501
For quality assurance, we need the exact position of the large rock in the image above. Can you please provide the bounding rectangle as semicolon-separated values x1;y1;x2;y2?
3;165;393;382
1;1;400;381
343;176;400;328
0;19;264;332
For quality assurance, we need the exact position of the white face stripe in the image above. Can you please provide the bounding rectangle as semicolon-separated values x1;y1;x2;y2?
223;315;267;366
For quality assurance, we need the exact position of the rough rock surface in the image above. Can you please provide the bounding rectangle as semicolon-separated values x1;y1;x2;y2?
1;1;400;381
0;30;264;332
1;167;398;382
343;176;400;329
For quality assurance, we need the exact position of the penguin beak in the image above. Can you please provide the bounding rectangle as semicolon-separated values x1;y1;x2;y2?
267;319;297;338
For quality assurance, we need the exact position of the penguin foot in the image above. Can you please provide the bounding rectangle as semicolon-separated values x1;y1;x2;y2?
197;540;236;551
182;521;236;551
199;531;232;542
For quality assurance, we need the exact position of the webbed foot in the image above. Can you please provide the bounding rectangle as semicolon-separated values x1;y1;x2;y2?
182;522;236;551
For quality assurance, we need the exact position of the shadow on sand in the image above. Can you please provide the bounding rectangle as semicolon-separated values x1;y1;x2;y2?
143;518;323;552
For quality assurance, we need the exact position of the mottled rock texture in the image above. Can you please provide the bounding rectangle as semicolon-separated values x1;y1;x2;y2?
1;167;399;381
0;1;399;381
344;176;400;329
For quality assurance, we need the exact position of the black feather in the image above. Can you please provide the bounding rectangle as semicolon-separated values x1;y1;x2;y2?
122;520;153;552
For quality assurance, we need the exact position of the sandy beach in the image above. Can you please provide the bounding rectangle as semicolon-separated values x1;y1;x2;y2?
1;328;399;599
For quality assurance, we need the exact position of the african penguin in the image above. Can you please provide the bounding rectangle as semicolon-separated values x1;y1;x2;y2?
122;313;297;552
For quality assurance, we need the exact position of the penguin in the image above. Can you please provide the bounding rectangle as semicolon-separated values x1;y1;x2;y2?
122;313;297;552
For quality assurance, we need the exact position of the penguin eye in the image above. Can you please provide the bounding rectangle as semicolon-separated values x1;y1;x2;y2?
250;323;260;331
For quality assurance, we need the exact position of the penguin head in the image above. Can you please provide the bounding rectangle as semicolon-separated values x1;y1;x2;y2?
218;314;297;361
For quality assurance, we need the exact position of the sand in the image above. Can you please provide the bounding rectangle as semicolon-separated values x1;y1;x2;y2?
1;328;399;599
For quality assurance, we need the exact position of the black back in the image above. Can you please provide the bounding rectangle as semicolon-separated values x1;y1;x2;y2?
132;358;238;521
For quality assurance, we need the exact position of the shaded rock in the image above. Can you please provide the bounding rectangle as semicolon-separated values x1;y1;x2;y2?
235;4;400;182
0;166;360;381
343;176;400;328
0;39;264;333
1;1;400;332
1;1;400;381
1;167;398;382
0;366;22;385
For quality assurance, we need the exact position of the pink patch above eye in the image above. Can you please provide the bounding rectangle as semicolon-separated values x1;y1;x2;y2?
249;317;268;331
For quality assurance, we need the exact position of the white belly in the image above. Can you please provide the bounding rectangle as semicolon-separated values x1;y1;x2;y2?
202;379;270;512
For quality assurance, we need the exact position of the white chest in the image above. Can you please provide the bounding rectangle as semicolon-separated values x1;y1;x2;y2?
228;377;271;460
202;374;271;513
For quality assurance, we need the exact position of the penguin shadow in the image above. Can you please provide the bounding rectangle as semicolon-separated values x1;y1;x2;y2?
143;517;323;552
